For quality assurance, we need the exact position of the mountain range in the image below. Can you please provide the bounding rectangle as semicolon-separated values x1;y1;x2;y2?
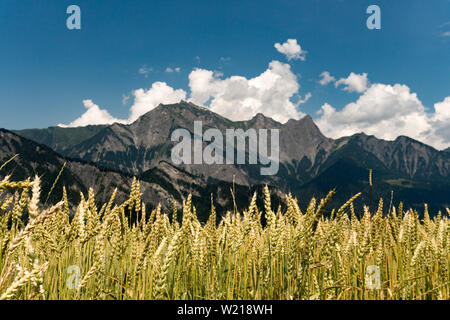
0;128;284;221
5;100;450;216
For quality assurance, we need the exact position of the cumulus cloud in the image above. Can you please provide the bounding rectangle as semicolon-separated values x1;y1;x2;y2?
166;67;181;73
335;72;369;93
59;100;126;127
128;82;187;122
274;39;307;61
316;83;450;150
318;71;336;85
433;96;450;121
58;57;449;150
188;60;306;123
60;83;186;127
428;97;450;148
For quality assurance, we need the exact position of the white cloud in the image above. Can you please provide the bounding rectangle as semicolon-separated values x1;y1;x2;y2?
274;39;307;61
316;83;450;150
58;55;449;151
335;72;369;93
165;67;181;73
128;82;187;122
440;31;450;37
59;100;126;127
60;83;186;127
188;60;305;123
433;96;450;121
318;71;336;85
297;93;312;105
428;97;450;148
122;94;130;106
138;65;152;77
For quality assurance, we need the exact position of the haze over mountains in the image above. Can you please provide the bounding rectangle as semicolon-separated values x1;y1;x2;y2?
5;101;450;216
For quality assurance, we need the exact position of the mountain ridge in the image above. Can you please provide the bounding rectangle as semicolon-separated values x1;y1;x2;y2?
10;101;450;214
0;128;285;220
0;128;175;208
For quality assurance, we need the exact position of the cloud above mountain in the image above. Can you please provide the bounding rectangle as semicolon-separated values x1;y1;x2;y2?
318;71;335;85
316;83;450;150
58;39;449;150
188;60;307;122
59;100;126;127
335;72;369;93
61;83;187;127
129;82;186;122
274;39;307;61
319;71;369;93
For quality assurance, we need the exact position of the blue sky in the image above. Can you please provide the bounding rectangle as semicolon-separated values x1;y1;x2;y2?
0;0;449;148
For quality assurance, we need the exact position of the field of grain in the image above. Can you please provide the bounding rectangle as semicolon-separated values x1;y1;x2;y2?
0;174;448;300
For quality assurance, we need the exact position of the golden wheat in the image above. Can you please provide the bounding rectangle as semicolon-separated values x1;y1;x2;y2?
0;175;448;300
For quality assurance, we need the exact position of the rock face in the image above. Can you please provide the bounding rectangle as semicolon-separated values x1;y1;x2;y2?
0;129;177;210
0;129;285;220
11;101;450;214
27;102;335;185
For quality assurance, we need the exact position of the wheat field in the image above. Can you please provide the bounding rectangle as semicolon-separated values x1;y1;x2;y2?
0;174;448;300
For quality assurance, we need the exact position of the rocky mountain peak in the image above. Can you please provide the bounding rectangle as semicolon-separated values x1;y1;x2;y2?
283;115;328;141
246;113;282;129
9;102;450;214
